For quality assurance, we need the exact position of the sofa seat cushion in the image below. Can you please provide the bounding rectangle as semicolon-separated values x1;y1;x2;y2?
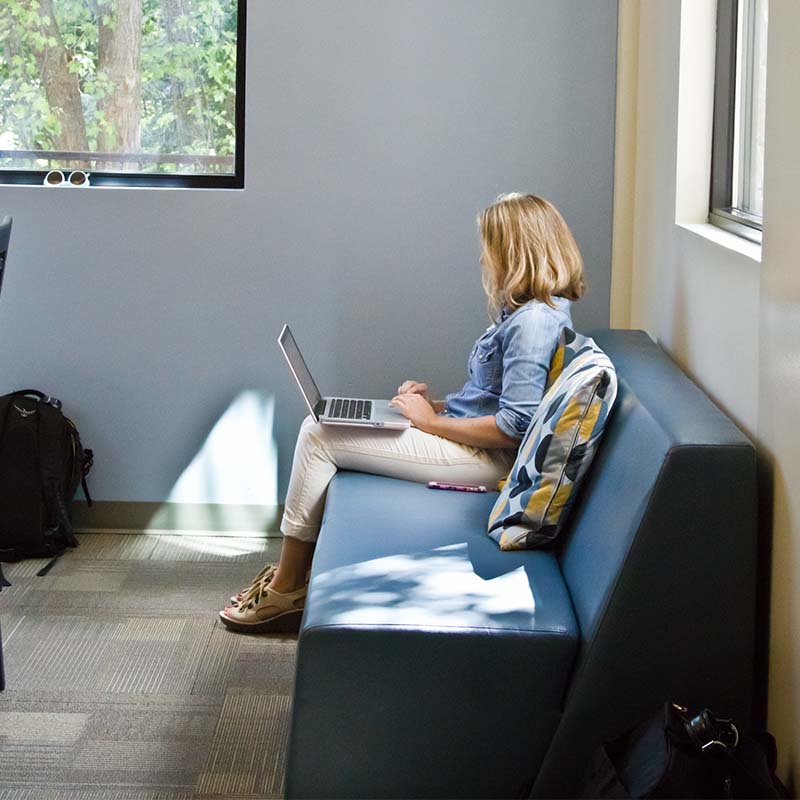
303;471;579;640
287;472;581;798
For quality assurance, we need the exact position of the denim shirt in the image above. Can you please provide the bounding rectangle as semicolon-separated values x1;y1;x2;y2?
442;297;573;441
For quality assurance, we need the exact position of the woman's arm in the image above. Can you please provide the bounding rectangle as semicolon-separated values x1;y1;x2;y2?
425;412;519;449
389;394;519;449
494;307;562;440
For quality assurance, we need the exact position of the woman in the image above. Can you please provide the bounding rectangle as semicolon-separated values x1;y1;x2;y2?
220;193;585;633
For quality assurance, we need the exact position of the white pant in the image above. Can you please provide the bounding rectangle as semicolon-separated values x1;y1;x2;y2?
280;415;517;542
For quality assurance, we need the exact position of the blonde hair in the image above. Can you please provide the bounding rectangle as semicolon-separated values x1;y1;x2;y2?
478;193;586;321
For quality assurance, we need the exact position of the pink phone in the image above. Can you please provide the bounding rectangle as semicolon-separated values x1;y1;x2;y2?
427;481;487;493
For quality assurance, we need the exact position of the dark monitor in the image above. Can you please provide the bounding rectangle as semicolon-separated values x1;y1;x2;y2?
0;216;11;301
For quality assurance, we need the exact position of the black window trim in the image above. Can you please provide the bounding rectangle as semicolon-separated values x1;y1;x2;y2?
0;0;247;191
710;0;762;245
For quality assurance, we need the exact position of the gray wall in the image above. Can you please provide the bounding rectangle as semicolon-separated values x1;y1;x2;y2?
0;0;618;506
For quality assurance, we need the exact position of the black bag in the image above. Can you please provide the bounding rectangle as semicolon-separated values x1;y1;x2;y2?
0;389;93;564
580;703;789;799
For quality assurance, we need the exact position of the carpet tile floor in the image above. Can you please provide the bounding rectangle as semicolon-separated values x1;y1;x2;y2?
0;534;295;799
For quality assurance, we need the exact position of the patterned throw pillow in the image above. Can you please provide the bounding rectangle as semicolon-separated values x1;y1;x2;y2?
487;329;617;551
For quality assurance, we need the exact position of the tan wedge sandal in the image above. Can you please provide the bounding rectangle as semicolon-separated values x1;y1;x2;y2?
229;563;277;606
219;578;307;634
228;564;312;607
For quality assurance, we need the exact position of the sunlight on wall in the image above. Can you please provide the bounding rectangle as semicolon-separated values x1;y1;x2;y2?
675;0;716;224
168;390;279;506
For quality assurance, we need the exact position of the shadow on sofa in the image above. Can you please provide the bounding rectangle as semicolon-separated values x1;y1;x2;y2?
285;329;758;799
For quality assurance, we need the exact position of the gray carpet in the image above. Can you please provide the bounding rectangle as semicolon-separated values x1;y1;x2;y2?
0;534;296;799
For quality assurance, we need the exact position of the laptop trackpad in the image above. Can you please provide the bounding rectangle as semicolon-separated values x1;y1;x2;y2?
372;400;411;426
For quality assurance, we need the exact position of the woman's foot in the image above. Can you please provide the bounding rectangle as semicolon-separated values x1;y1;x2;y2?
229;564;312;606
229;563;277;606
219;579;307;634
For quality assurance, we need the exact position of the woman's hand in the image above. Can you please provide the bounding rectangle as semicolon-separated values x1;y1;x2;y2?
390;392;438;431
396;380;429;398
395;380;446;415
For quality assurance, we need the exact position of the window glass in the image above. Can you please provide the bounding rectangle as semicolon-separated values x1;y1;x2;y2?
0;0;244;187
732;0;768;218
710;0;768;241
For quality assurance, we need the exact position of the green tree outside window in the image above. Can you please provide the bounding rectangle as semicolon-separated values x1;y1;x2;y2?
0;0;240;176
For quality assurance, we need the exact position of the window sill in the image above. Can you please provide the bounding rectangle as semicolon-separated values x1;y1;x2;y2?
0;173;243;190
0;180;243;193
677;222;762;264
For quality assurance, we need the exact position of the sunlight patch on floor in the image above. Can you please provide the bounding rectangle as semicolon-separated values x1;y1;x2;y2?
153;535;270;559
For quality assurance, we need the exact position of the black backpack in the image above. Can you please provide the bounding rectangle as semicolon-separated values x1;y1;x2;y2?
0;389;93;565
579;702;789;799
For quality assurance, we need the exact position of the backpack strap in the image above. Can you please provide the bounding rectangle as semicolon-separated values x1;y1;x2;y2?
36;556;62;577
11;390;61;409
34;406;78;549
53;488;79;548
6;389;46;401
81;448;94;506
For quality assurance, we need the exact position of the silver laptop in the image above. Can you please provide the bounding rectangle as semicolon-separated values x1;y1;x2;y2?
278;324;411;429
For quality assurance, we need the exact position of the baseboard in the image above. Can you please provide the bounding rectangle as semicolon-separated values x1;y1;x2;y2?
71;501;284;537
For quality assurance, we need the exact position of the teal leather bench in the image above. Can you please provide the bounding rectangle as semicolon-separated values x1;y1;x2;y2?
285;330;758;798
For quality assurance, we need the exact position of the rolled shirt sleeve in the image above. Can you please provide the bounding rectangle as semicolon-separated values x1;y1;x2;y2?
495;306;564;440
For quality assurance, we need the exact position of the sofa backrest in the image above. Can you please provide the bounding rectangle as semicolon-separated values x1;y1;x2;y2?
538;330;758;795
558;327;755;637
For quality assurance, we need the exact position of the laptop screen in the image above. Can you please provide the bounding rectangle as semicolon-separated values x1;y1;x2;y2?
278;325;323;418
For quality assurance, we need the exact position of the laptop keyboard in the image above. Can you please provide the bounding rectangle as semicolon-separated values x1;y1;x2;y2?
329;398;372;420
